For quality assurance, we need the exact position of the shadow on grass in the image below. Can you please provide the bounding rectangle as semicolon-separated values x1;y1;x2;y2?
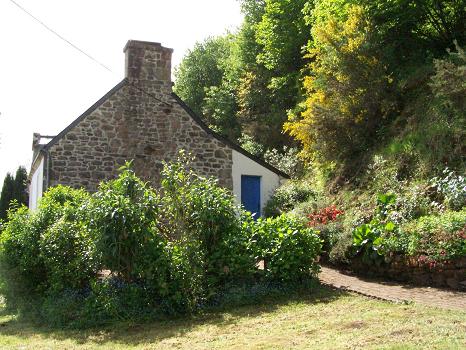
0;282;346;347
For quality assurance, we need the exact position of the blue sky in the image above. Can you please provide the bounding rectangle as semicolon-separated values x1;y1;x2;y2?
0;0;243;183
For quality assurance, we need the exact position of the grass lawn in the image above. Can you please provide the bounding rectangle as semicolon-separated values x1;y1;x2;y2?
0;285;464;350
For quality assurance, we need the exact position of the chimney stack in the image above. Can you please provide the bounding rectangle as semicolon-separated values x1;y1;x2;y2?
123;40;173;87
32;133;41;150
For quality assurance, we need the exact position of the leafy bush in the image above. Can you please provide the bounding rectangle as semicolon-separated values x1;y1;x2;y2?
317;222;344;258
0;206;36;309
352;193;398;264
329;228;354;265
0;186;92;311
238;133;265;157
364;155;432;223
252;214;321;282
429;41;466;115
350;193;465;265
160;152;256;291
264;180;316;217
395;209;466;263
40;217;97;292
86;162;167;283
390;184;432;224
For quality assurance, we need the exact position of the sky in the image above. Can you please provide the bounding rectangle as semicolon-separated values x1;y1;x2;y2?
0;0;244;184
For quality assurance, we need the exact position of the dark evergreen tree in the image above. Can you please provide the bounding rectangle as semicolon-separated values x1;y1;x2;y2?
0;173;15;221
13;167;28;207
0;166;29;221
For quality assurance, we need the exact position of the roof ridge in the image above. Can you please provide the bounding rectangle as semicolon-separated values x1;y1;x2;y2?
171;92;290;179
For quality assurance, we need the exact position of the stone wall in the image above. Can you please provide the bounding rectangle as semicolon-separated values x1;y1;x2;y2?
350;255;466;291
46;41;233;192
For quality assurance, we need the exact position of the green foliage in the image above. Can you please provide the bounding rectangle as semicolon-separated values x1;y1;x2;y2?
256;0;310;72
174;36;230;116
285;0;465;177
0;173;15;221
209;0;466;278
0;154;321;327
251;214;321;282
430;41;466;113
40;216;97;292
381;43;465;177
286;3;396;170
0;206;35;309
13;167;28;208
348;190;465;265
387;209;466;263
0;186;90;310
86;161;165;283
160;152;256;290
264;180;316;217
317;221;344;257
202;83;241;139
174;35;241;140
363;0;466;68
238;133;265;156
174;0;313;149
0;166;28;221
352;193;397;264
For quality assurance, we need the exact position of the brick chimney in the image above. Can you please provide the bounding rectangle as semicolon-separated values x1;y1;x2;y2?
123;40;173;88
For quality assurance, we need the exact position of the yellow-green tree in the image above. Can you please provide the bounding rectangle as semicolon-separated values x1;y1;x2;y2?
285;4;396;171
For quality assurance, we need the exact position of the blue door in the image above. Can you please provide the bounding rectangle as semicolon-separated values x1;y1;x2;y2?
241;175;261;218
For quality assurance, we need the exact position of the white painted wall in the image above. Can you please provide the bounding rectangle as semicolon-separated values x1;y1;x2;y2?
29;157;44;210
232;150;282;216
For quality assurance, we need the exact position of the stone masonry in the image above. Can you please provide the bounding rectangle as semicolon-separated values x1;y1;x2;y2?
43;41;233;192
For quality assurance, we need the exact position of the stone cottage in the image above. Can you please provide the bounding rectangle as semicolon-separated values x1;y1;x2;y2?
28;40;288;216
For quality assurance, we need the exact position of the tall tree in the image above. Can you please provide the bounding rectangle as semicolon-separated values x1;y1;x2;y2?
174;35;241;140
236;0;313;148
0;173;15;221
0;166;29;221
285;4;395;171
13;167;28;208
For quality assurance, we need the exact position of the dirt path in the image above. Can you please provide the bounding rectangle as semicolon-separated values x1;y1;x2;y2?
319;266;466;311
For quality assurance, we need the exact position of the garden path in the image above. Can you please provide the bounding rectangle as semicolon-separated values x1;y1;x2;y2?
319;266;466;311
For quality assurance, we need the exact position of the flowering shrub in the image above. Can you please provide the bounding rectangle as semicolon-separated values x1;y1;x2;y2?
430;168;466;211
307;205;344;227
264;146;303;178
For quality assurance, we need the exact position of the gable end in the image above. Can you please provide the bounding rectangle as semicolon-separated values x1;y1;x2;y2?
44;78;129;150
